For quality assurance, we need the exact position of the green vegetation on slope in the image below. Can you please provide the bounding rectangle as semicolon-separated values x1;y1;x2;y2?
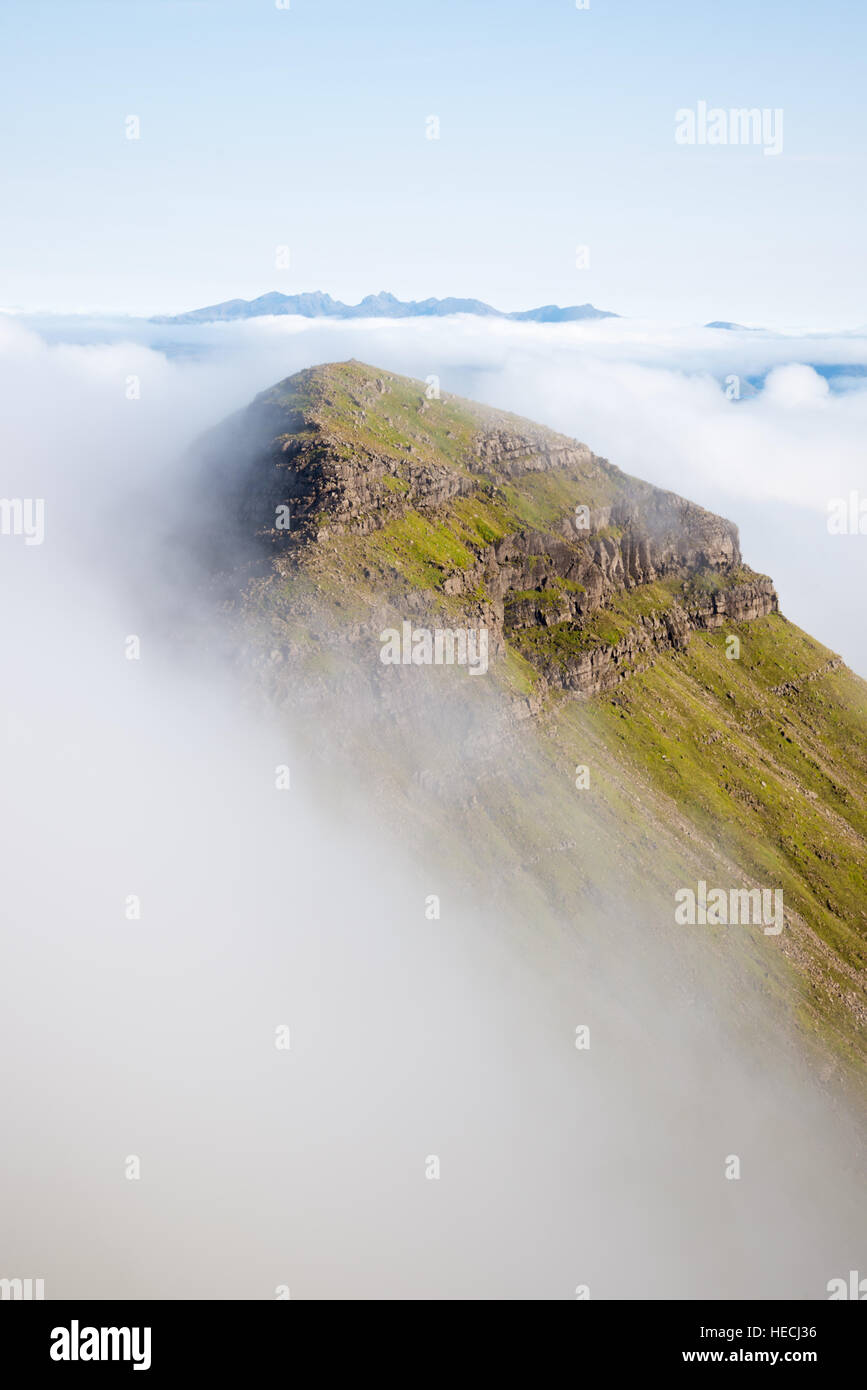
581;615;867;973
257;359;541;474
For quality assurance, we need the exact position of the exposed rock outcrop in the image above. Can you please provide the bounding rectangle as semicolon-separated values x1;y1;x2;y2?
196;360;778;698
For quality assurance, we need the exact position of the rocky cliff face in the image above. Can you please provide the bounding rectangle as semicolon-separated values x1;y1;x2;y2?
197;359;777;697
208;383;601;545
429;494;776;695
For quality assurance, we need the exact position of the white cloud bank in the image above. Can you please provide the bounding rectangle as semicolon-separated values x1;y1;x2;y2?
9;309;866;672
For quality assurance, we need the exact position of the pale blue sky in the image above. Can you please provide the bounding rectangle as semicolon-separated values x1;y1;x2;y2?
1;0;864;323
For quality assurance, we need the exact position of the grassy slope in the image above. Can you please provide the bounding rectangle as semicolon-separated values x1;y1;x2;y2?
526;615;867;1073
583;616;867;972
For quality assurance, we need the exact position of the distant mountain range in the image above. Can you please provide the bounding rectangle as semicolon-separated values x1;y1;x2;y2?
151;290;619;326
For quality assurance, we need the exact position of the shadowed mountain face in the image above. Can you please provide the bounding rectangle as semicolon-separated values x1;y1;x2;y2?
195;360;867;1082
151;291;618;325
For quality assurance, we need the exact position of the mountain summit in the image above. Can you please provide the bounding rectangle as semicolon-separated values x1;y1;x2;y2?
152;292;617;325
204;358;777;698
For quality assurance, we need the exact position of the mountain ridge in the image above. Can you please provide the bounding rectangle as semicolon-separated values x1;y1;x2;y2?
152;291;618;326
193;359;867;1079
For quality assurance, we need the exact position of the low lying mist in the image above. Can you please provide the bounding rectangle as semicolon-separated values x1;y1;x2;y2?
1;316;864;1299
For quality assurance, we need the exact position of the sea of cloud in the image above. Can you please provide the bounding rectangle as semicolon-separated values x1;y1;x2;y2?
2;309;866;1298
10;308;866;675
